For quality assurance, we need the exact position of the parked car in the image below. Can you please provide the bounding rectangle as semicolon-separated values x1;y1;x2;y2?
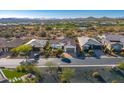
34;53;40;60
61;58;71;63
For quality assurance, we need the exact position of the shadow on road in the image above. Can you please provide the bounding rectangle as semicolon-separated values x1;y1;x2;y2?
96;76;106;83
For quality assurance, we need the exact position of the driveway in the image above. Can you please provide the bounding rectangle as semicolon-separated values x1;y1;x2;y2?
94;49;105;58
0;52;10;59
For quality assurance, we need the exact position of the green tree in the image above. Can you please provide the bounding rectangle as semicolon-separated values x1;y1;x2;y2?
34;25;40;31
56;48;64;55
45;26;52;31
39;31;47;37
88;50;94;56
60;68;75;83
112;80;118;83
23;78;38;83
44;41;52;58
11;45;32;60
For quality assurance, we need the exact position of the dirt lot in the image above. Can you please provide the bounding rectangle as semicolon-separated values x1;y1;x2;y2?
40;67;124;83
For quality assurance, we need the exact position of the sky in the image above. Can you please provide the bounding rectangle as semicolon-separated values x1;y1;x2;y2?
0;10;124;18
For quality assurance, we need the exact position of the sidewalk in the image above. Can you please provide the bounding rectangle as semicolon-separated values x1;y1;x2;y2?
100;55;124;58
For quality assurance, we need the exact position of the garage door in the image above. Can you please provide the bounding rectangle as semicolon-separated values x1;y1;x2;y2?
66;48;75;53
93;45;102;49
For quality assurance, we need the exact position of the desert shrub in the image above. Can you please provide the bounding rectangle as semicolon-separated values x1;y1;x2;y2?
16;65;26;72
92;72;100;78
60;68;75;82
119;51;124;56
112;80;118;83
88;50;94;56
39;31;47;37
118;62;124;70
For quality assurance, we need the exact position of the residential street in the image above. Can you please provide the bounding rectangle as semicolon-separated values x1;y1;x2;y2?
0;57;124;68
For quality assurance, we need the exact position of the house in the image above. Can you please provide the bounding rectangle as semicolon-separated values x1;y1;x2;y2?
78;27;87;31
99;34;124;52
25;39;47;51
0;38;8;53
50;38;76;54
25;38;76;54
0;38;28;53
99;22;117;26
6;38;28;50
77;36;102;53
59;38;76;54
50;39;62;49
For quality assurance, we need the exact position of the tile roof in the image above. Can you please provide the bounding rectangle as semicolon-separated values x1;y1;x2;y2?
101;34;124;45
50;37;76;46
0;38;7;48
25;39;47;47
0;38;28;48
6;38;28;48
77;36;102;46
105;34;124;42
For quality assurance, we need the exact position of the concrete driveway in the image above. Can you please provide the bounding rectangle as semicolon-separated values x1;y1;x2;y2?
94;49;105;58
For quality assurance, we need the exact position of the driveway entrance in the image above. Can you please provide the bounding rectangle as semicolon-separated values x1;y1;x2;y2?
94;49;105;58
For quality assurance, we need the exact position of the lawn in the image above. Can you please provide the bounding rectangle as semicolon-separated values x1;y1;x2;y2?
2;69;26;79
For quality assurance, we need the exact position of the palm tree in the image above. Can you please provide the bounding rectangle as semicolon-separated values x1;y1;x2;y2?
43;41;52;58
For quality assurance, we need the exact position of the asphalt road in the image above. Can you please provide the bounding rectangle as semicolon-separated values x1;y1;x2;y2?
0;57;124;68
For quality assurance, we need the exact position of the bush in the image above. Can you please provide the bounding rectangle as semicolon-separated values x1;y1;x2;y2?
10;48;18;56
45;26;52;31
24;78;39;83
16;65;43;81
60;68;75;82
56;48;64;55
45;61;58;73
111;48;115;53
10;45;32;57
118;62;124;70
16;65;26;72
88;50;94;56
119;51;124;56
39;31;47;37
112;80;118;83
92;72;100;78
